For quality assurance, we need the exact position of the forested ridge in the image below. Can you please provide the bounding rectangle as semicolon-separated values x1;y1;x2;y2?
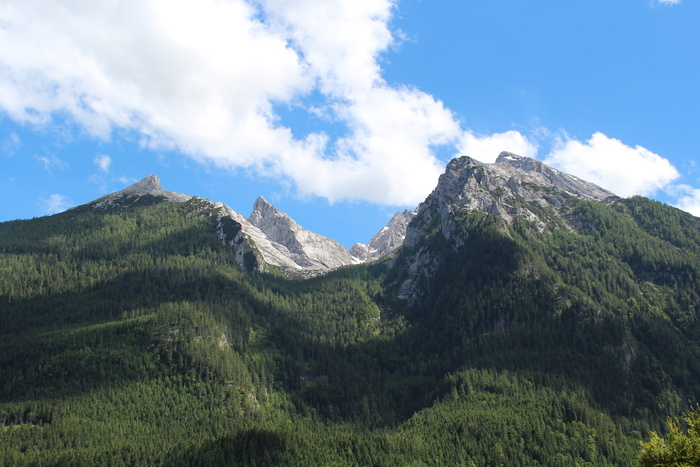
1;193;700;465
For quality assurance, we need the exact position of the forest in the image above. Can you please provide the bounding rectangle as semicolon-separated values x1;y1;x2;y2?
1;193;700;465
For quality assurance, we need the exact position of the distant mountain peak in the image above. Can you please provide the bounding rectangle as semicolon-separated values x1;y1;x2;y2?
248;196;358;272
121;174;163;195
87;174;191;209
252;195;273;211
350;209;416;262
495;151;528;164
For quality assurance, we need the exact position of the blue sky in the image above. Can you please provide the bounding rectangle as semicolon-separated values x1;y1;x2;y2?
1;0;698;248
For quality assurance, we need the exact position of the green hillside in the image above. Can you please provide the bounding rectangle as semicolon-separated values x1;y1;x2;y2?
1;193;699;465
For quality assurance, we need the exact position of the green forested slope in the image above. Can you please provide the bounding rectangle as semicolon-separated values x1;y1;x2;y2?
1;194;699;465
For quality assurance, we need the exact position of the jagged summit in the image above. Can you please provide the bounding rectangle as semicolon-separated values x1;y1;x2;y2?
249;196;290;236
248;195;359;272
350;209;416;262
122;174;163;195
412;151;617;241
494;152;614;201
88;175;192;209
399;151;620;299
77;175;414;276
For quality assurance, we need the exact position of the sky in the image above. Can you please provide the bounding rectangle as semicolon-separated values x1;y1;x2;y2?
1;0;699;248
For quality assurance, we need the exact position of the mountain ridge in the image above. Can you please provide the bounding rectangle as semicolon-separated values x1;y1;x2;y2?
79;151;614;278
79;175;412;276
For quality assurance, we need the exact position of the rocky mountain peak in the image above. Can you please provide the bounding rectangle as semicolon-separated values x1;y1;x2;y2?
495;152;614;202
251;195;276;216
421;153;616;230
399;152;618;299
122;174;163;195
249;196;294;237
248;197;359;272
80;176;413;277
88;175;191;209
350;209;416;262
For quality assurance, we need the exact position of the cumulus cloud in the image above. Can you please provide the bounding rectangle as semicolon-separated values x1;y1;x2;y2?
674;185;700;217
0;0;477;206
457;130;538;163
543;132;679;197
40;194;71;214
4;1;684;208
93;154;112;173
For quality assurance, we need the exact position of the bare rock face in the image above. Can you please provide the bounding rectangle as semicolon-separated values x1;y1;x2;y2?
406;152;615;248
495;152;614;202
350;210;416;262
248;196;359;273
89;175;192;208
399;152;618;299
243;197;415;275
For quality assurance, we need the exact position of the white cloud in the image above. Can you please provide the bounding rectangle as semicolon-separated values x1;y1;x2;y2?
40;194;71;214
656;0;681;5
543;132;679;197
457;130;538;163
673;185;700;217
0;0;517;207
93;154;112;173
36;154;65;174
8;0;679;209
0;0;310;166
2;131;20;156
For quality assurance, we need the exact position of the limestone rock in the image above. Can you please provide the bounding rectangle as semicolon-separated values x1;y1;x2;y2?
399;152;618;299
89;174;192;208
350;210;416;262
247;196;359;274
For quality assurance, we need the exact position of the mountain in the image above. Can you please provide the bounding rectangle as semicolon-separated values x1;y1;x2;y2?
389;151;700;420
248;196;360;273
349;209;416;262
2;153;700;465
85;173;193;208
81;175;409;276
398;151;618;299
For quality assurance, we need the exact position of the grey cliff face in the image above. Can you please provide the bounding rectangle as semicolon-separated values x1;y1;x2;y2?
406;152;616;248
350;210;416;262
241;197;414;275
248;196;358;272
399;152;618;300
495;152;614;202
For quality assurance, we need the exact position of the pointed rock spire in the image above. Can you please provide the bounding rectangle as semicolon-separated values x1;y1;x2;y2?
121;174;163;196
87;174;191;209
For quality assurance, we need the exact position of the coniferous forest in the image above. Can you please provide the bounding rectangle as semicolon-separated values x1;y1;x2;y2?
2;193;700;465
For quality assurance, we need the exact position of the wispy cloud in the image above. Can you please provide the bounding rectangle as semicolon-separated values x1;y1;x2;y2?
2;131;20;156
36;154;66;174
656;0;682;5
93;153;112;173
40;194;71;215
